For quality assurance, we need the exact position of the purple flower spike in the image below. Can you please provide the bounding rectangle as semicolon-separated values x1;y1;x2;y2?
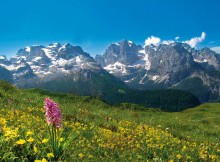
44;98;62;128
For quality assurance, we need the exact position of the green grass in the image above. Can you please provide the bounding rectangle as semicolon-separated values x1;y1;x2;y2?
0;80;220;161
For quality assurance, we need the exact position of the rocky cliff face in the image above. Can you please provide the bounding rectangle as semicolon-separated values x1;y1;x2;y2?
146;43;199;86
1;40;220;102
0;43;128;98
98;40;142;67
0;43;110;88
95;40;150;82
96;40;220;102
96;41;199;87
0;66;12;82
192;47;220;71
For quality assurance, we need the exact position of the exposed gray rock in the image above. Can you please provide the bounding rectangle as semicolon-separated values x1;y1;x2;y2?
147;43;198;85
58;43;90;59
95;54;105;67
96;40;141;66
1;40;220;102
0;43;105;87
0;66;12;82
97;40;220;102
192;47;220;70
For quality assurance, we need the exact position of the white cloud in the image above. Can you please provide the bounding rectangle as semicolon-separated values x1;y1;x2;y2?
183;32;206;48
145;36;161;46
175;36;180;41
144;32;206;48
211;46;220;54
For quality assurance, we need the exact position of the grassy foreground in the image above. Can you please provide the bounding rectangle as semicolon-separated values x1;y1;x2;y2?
0;81;220;161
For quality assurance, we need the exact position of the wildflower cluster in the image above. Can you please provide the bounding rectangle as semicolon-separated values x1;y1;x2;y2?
44;97;62;128
44;98;63;160
0;99;220;161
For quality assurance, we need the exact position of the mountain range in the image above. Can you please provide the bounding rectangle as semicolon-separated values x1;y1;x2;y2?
0;40;219;110
96;40;220;102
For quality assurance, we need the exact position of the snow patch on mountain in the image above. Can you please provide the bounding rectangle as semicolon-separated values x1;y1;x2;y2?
139;74;148;84
2;64;21;71
25;47;31;52
104;61;127;74
42;48;55;60
138;49;151;70
0;43;101;82
194;58;208;63
114;43;120;46
152;75;159;81
0;56;6;60
125;77;136;83
128;41;133;47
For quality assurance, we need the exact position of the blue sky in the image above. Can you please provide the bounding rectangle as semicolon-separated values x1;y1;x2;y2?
0;0;220;58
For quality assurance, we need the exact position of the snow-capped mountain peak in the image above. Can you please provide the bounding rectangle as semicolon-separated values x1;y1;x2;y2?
95;40;220;102
0;43;101;82
1;41;220;102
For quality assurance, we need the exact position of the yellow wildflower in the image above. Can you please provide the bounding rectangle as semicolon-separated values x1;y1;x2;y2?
27;137;35;142
59;137;64;142
47;153;54;159
34;146;38;153
176;154;182;159
88;154;93;158
34;159;47;162
42;158;47;162
78;153;84;159
26;130;34;136
182;145;187;151
0;117;6;126
42;138;49;143
16;139;26;145
4;127;18;139
209;155;217;160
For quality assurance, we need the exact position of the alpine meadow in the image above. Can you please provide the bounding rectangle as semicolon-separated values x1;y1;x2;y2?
1;0;220;161
0;80;220;161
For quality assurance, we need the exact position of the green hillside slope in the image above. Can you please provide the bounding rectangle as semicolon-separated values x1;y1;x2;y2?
0;80;219;161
